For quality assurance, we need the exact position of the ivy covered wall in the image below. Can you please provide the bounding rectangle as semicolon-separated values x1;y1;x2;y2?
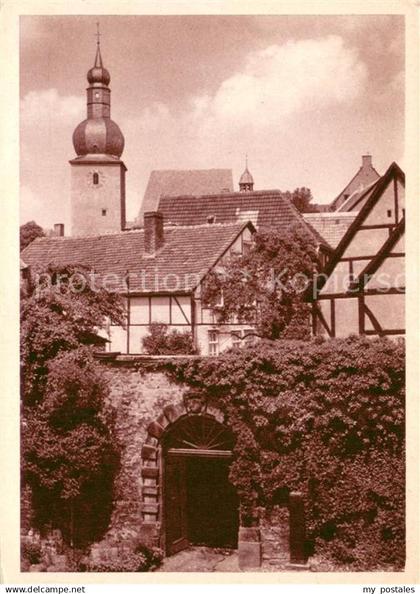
60;335;404;571
167;335;405;570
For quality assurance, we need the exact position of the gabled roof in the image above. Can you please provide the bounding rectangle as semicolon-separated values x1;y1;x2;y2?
303;212;358;248
312;161;405;296
21;223;252;294
158;190;331;249
330;155;381;211
138;169;234;219
336;177;380;212
351;218;405;291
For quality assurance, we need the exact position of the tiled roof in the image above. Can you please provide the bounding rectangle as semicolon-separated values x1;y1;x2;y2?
303;212;358;248
138;169;234;219
157;190;330;248
21;223;249;294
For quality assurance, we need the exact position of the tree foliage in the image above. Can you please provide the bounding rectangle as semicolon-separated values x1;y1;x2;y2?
287;187;320;213
201;225;320;340
142;323;197;355
21;264;124;546
20;221;45;252
168;336;405;570
21;263;125;405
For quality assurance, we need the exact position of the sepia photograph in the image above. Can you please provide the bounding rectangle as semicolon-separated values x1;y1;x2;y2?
13;7;414;580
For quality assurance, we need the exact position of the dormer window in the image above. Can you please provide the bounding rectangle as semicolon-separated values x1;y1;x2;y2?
93;173;99;185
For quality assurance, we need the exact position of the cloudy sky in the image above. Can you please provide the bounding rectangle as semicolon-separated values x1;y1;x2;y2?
20;14;404;229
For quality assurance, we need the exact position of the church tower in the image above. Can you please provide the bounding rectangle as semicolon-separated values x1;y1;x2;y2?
70;31;126;236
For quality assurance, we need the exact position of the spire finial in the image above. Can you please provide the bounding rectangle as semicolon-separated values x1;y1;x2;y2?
93;22;104;70
87;22;110;85
95;21;101;46
245;153;248;170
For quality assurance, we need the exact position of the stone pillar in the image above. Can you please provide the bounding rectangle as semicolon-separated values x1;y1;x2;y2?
238;527;262;569
287;491;309;570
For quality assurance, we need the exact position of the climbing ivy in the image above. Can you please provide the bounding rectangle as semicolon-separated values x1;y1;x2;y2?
167;335;405;570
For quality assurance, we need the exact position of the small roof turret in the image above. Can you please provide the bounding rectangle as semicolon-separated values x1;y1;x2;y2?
239;155;254;192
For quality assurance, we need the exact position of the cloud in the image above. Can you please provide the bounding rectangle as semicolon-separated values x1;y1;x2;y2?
20;36;376;225
210;36;367;124
20;185;43;225
120;35;369;215
20;89;80;228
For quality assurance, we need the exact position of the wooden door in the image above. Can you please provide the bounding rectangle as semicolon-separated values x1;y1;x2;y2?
164;455;189;555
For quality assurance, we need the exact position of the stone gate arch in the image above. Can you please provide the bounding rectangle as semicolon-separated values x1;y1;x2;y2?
140;391;237;555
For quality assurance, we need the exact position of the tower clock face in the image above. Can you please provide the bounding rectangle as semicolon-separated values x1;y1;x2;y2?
87;170;105;188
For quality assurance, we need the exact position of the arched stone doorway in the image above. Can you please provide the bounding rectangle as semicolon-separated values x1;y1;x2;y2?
163;414;239;555
140;394;239;557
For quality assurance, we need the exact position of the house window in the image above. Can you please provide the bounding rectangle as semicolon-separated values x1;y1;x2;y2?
230;329;256;349
387;209;392;218
231;330;241;349
93;173;99;185
214;289;224;308
243;329;256;346
208;330;219;356
102;209;107;216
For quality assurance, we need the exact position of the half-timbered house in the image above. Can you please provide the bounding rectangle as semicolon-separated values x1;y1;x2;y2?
21;213;256;356
311;162;405;339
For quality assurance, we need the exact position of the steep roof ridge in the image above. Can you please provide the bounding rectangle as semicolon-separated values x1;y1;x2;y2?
330;160;381;209
28;222;246;245
336;177;381;212
191;221;256;291
160;189;282;200
314;161;404;294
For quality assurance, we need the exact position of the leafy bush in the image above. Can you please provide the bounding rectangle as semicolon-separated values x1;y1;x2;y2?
168;335;405;570
22;348;120;547
21;265;124;547
21;540;43;565
142;323;197;355
201;226;320;340
87;545;163;572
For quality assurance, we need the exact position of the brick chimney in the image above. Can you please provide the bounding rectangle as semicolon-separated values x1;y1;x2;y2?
54;223;64;237
144;211;164;255
362;154;372;169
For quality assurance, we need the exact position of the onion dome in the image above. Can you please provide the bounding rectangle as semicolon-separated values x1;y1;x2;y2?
72;35;124;158
72;118;124;157
87;44;111;86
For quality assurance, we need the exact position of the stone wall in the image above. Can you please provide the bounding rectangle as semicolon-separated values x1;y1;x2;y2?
260;506;290;570
86;358;291;568
22;356;289;569
89;360;187;562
